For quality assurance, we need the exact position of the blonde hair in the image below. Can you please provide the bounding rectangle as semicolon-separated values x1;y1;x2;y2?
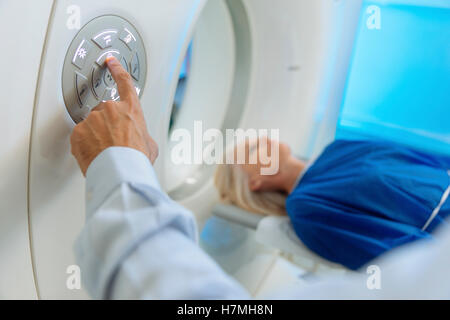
214;144;287;216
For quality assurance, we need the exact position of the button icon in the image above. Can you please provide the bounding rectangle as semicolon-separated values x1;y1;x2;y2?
92;30;118;49
120;28;137;51
72;39;92;69
111;88;118;99
77;48;88;59
124;34;132;44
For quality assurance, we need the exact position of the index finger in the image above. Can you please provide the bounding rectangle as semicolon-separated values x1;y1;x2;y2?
106;56;138;103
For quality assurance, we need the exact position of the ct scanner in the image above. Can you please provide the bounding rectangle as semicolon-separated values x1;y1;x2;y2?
0;0;372;299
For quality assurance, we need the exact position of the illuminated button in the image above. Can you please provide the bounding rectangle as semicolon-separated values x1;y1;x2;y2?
96;50;121;67
119;28;137;51
75;72;89;106
103;86;120;102
91;67;107;99
130;52;140;81
92;29;118;49
135;85;141;97
72;39;92;69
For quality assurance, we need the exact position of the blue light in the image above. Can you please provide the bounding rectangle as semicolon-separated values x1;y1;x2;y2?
337;0;450;156
179;44;192;80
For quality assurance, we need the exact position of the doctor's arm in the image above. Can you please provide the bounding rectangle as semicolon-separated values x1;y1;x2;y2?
70;57;249;300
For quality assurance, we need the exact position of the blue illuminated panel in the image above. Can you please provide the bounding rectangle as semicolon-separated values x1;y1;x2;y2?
336;0;450;156
179;44;192;80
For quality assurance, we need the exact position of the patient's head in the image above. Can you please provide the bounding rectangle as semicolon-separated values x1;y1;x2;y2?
214;137;304;216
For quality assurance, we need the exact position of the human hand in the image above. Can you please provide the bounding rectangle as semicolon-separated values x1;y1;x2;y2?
70;56;158;176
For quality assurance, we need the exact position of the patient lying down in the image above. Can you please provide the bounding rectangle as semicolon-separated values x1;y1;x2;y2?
215;138;450;270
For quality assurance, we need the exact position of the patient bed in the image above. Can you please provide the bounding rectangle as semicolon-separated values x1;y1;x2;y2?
212;204;345;271
202;204;347;297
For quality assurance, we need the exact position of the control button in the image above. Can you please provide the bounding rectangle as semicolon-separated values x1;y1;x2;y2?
96;50;121;67
130;52;140;81
135;85;141;97
104;69;115;87
75;72;89;106
120;56;129;72
119;28;137;51
92;29;118;49
80;105;92;121
72;39;92;69
103;87;120;101
92;67;107;99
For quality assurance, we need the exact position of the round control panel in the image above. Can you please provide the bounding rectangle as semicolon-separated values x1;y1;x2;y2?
62;15;147;123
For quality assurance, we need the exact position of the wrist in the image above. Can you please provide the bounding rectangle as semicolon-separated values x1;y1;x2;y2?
85;146;161;217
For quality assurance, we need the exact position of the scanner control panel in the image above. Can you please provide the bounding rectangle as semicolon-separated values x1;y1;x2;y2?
62;15;147;123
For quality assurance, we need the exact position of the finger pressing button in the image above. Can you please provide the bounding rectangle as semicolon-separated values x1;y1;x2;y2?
96;50;121;67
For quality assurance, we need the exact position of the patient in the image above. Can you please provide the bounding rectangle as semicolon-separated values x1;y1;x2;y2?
215;138;450;270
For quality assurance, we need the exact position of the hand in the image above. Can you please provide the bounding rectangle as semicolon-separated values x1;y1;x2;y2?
70;57;158;176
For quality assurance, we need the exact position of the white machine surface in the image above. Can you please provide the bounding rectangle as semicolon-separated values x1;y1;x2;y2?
0;0;362;299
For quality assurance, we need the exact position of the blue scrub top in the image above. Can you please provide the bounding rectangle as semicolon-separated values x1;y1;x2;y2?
286;140;450;270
